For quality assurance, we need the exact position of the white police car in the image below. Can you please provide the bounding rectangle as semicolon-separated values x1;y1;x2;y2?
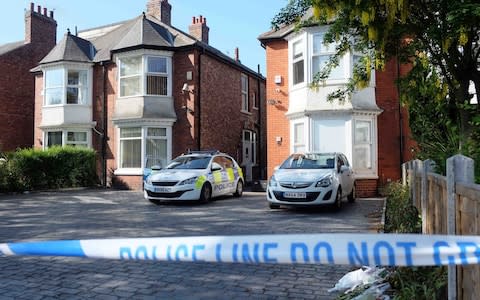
144;151;244;203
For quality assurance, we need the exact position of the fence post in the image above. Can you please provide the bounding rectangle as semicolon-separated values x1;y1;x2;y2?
421;159;435;234
402;163;407;186
411;159;422;207
446;154;475;300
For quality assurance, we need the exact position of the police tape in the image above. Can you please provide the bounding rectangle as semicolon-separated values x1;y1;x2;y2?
1;233;479;266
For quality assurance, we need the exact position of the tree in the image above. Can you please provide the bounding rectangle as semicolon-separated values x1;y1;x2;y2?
272;0;480;174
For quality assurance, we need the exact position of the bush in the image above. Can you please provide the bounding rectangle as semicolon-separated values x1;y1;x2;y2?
0;146;98;192
383;182;421;234
383;182;447;300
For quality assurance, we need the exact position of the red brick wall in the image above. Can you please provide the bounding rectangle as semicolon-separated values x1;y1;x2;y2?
356;179;378;198
87;50;266;190
0;7;56;152
264;40;290;179
375;58;403;190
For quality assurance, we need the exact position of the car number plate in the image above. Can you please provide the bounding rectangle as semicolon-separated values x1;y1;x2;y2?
154;187;172;193
283;192;306;199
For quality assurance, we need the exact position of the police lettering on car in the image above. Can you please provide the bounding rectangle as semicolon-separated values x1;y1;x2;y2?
143;150;244;204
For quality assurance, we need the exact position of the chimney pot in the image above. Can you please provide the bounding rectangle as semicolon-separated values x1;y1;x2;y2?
235;47;239;62
37;5;41;13
200;15;203;23
50;10;54;19
30;3;34;11
43;7;47;16
192;16;195;24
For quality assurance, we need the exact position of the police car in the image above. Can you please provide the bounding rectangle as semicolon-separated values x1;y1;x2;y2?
144;151;244;203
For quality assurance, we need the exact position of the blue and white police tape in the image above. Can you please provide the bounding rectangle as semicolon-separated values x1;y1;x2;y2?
1;234;480;266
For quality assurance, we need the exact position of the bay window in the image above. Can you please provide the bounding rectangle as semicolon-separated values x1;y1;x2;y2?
44;67;89;105
293;122;305;153
312;33;345;80
353;120;373;171
118;126;171;172
118;55;170;97
292;40;304;85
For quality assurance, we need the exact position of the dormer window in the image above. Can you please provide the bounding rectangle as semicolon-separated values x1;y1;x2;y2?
118;55;171;97
44;67;90;106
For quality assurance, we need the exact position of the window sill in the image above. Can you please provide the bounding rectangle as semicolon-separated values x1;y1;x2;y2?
114;168;143;176
241;110;252;115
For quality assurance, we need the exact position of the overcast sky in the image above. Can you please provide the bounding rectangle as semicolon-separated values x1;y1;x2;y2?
0;0;288;73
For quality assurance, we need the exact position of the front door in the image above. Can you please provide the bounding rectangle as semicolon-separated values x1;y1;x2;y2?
242;130;256;182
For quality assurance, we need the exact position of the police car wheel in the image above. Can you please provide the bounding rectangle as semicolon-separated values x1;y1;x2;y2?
233;180;243;197
332;188;342;211
200;183;212;203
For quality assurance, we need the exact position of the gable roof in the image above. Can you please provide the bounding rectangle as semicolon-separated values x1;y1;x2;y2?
258;8;314;43
38;13;262;78
0;41;24;56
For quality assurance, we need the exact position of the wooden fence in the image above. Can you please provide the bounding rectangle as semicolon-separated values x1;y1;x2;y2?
403;155;480;300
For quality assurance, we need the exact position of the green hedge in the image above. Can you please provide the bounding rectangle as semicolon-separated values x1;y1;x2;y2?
0;146;98;192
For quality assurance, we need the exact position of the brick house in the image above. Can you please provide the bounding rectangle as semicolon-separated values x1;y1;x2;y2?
32;0;266;190
258;12;415;197
0;3;56;152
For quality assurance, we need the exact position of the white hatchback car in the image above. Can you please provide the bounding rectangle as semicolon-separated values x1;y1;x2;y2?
266;153;355;210
144;151;244;204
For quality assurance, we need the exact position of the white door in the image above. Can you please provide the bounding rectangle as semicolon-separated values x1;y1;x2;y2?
242;130;256;182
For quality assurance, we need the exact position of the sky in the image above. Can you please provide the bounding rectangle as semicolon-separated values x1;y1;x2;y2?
0;0;288;73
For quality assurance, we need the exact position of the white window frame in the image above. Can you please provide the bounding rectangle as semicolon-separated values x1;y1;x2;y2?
291;120;306;153
311;32;347;83
117;53;172;98
291;39;305;87
352;117;377;178
115;125;172;175
43;65;92;106
241;74;249;112
252;92;258;110
43;129;92;149
145;56;169;96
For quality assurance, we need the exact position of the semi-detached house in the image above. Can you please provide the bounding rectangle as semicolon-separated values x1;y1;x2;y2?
0;3;56;152
258;10;415;197
32;0;266;190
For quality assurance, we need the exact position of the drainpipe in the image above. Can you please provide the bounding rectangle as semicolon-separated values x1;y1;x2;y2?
396;48;404;164
101;62;108;187
196;47;204;150
257;64;265;180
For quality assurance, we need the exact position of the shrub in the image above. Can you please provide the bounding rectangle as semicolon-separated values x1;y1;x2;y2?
0;146;97;192
383;182;447;300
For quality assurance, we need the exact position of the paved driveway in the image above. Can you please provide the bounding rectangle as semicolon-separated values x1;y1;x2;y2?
0;189;383;299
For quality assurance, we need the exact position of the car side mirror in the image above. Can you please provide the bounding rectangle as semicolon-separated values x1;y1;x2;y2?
212;166;222;172
274;165;280;171
340;165;348;173
151;165;162;171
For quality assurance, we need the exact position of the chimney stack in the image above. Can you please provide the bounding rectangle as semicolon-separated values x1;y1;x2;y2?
146;0;172;26
25;2;57;45
234;47;240;62
188;15;209;44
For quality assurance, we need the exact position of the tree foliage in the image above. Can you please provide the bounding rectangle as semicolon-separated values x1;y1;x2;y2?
272;0;480;173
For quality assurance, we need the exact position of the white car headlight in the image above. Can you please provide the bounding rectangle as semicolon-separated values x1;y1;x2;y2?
145;176;153;185
179;176;198;185
269;175;278;187
316;176;332;187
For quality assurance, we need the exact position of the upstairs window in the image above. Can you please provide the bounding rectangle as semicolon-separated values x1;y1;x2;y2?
312;33;345;80
119;55;170;97
241;74;249;112
44;68;89;105
292;41;304;85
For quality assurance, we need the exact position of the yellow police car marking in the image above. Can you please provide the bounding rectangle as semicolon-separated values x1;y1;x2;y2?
195;175;207;189
227;168;235;182
213;171;223;184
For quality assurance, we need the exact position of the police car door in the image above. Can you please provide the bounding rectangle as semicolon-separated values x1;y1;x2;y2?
211;156;227;197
